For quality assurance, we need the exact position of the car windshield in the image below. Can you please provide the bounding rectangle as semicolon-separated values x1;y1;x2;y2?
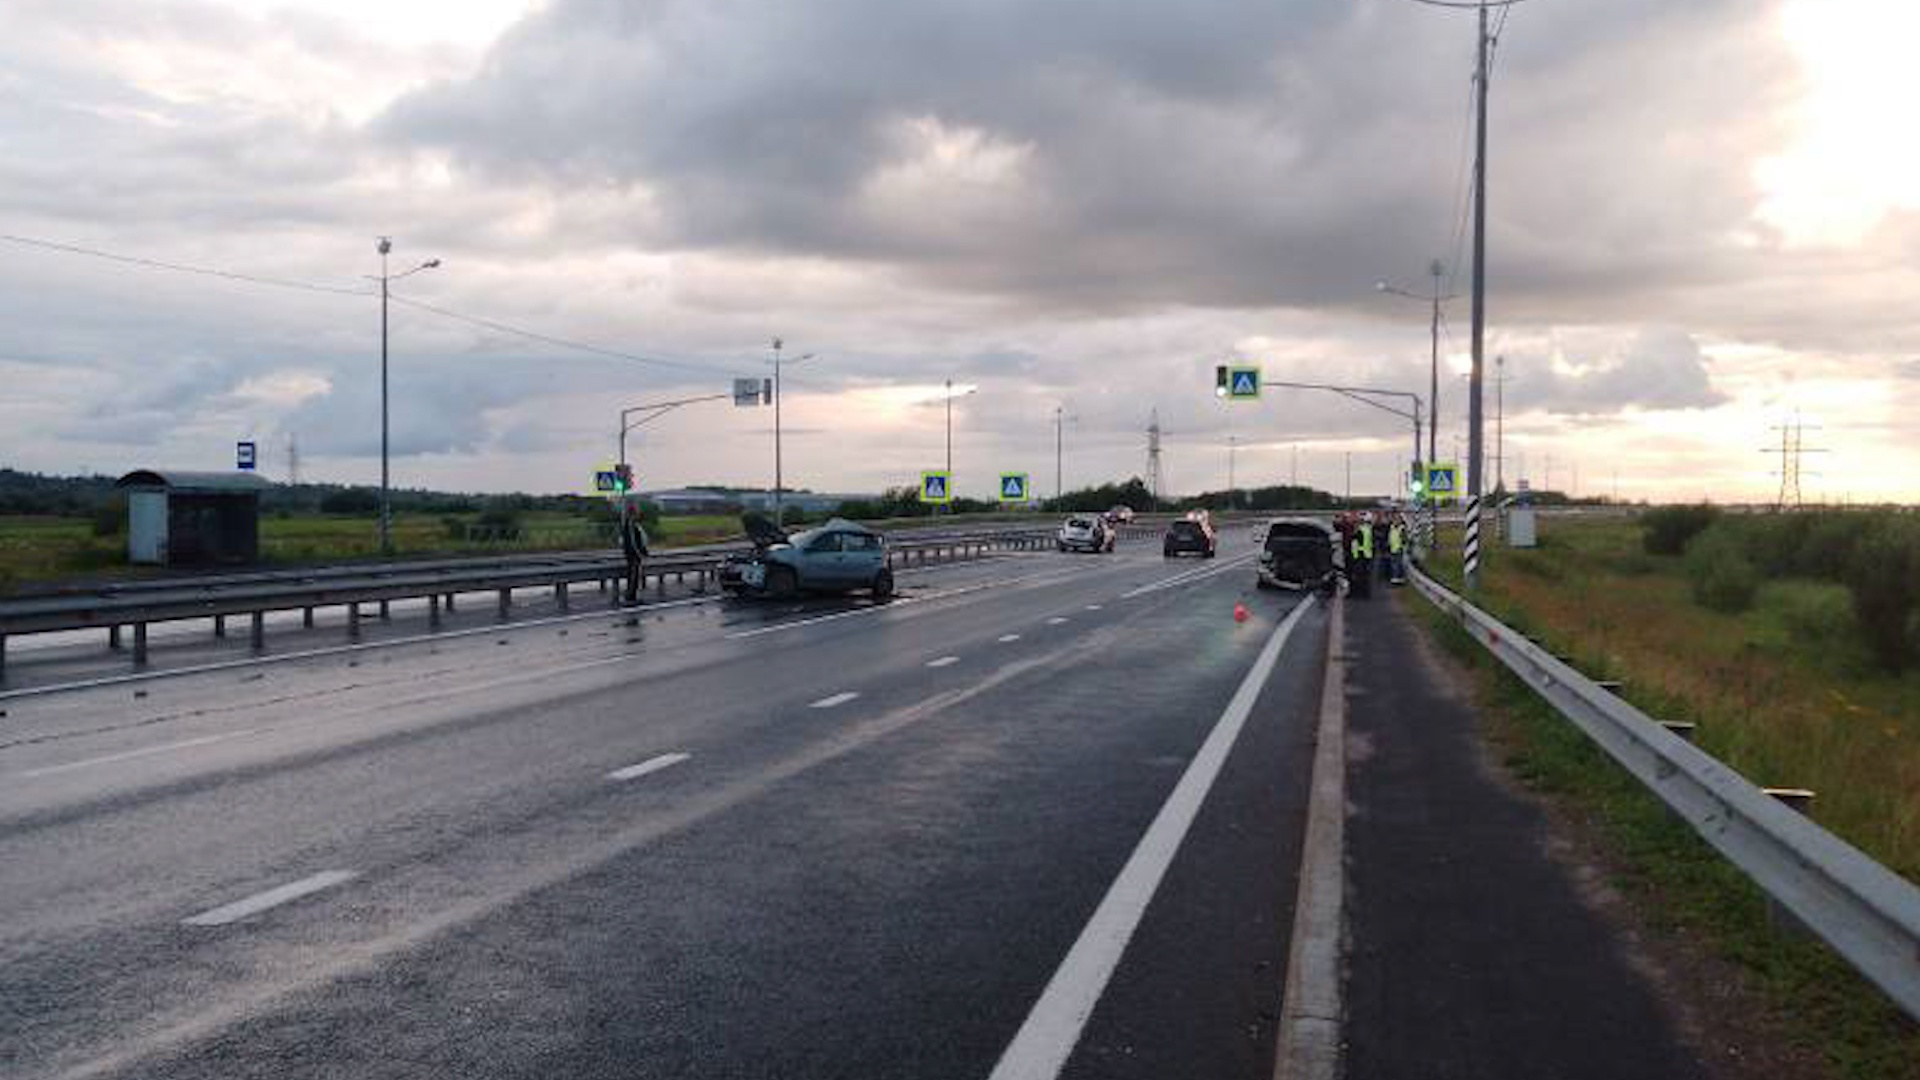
1067;517;1094;528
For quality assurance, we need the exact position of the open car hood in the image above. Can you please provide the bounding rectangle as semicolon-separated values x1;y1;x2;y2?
740;512;791;550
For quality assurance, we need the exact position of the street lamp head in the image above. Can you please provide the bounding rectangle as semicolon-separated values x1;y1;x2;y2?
421;258;441;269
1374;280;1389;292
377;236;392;256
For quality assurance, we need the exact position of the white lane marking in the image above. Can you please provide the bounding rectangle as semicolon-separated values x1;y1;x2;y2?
998;634;1022;642
1046;617;1068;625
724;561;1135;642
16;728;261;779
809;691;860;709
926;656;961;668
182;870;358;927
1085;604;1103;611
986;596;1316;1080
1119;551;1257;599
727;600;916;640
607;752;692;782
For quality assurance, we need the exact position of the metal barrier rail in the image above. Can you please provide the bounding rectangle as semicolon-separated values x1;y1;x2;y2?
1409;566;1920;1020
0;527;1058;679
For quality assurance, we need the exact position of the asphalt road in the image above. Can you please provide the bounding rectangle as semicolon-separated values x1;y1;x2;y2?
0;538;1328;1080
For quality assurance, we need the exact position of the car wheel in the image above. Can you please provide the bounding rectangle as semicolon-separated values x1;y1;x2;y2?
767;565;798;599
1057;540;1067;552
1163;546;1174;557
872;568;895;600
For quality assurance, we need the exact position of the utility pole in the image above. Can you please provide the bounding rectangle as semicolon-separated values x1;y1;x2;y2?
1465;0;1492;591
1345;452;1352;504
1145;409;1165;510
1054;406;1064;501
1494;354;1506;493
771;338;783;522
367;237;439;557
766;340;818;523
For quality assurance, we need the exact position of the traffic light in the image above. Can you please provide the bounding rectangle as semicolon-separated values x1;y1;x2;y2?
614;463;635;493
1214;365;1229;398
1409;462;1426;498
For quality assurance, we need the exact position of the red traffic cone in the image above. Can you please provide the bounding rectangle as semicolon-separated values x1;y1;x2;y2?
1233;602;1250;623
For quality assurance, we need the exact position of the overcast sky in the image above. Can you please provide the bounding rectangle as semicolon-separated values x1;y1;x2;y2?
2;0;1916;502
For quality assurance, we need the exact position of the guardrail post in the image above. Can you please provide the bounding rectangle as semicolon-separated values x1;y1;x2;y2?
348;604;361;640
429;594;442;628
1763;787;1818;937
655;571;666;596
378;600;390;621
1660;720;1697;743
446;592;457;612
302;607;314;629
498;588;511;619
0;634;6;682
556;582;570;612
109;625;122;650
250;612;265;653
132;623;148;667
213;614;226;639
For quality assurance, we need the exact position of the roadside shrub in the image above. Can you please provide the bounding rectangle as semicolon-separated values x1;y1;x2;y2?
441;515;467;541
780;506;809;527
319;487;380;515
1685;526;1758;613
1776;583;1855;653
1639;503;1719;555
1843;520;1920;673
90;497;126;537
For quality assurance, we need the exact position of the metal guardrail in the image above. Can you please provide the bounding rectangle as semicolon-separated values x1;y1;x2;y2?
1409;566;1920;1020
0;526;1058;679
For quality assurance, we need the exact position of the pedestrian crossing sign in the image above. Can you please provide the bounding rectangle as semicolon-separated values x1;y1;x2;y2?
998;473;1029;502
1426;462;1459;502
1227;366;1261;401
921;470;953;504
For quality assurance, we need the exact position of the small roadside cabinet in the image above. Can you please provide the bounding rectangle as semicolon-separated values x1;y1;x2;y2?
116;469;274;567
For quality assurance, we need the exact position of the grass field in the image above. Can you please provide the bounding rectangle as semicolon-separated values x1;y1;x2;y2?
1408;592;1920;1079
0;508;1055;594
1421;515;1920;887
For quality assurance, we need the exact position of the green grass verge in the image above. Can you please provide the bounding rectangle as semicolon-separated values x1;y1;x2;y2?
1404;591;1920;1079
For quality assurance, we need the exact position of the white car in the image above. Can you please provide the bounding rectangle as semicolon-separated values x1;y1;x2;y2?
1057;515;1115;553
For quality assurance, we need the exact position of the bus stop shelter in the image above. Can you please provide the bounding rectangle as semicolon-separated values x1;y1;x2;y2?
116;469;274;567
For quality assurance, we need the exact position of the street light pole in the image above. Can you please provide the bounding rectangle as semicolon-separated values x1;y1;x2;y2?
766;341;817;523
1054;406;1064;500
369;237;439;557
1467;0;1491;590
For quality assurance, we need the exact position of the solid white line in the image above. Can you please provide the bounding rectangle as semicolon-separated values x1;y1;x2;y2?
998;634;1022;643
607;752;692;782
1046;617;1069;625
809;691;860;709
1119;551;1257;599
182;870;358;927
926;656;961;668
1274;599;1346;1079
986;597;1315;1080
726;600;915;640
17;729;261;779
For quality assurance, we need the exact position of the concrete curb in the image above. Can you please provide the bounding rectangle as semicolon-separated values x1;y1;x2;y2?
1273;597;1346;1080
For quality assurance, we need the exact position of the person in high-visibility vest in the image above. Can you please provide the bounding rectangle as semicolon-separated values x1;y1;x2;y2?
1348;513;1375;599
1388;513;1408;585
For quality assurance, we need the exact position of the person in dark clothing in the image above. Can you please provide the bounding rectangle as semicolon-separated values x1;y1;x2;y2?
620;500;651;604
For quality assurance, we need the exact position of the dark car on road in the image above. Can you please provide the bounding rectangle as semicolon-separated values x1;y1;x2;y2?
720;514;894;599
1256;517;1338;594
1163;516;1217;558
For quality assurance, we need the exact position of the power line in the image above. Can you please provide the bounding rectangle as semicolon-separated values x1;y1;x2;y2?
0;232;371;297
384;293;745;377
0;230;750;379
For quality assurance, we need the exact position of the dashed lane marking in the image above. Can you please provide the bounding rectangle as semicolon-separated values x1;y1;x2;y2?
607;752;692;782
809;691;860;709
182;870;358;927
926;656;961;668
998;634;1022;642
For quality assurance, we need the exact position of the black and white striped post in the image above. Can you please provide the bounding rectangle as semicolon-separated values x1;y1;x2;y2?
1463;493;1481;583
